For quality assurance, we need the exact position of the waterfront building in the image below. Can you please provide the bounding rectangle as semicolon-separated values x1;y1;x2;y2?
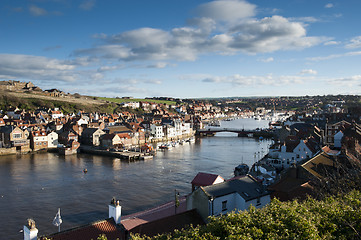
81;128;105;146
30;130;48;151
186;175;271;221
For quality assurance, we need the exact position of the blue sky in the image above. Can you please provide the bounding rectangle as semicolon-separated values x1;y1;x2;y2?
1;0;361;98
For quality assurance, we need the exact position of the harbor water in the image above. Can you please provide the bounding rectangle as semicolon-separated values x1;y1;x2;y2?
0;118;271;239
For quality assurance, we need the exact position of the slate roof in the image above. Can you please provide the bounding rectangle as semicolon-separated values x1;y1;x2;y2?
202;175;270;201
82;127;100;136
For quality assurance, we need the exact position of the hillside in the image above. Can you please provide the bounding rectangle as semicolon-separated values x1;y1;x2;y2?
0;89;118;114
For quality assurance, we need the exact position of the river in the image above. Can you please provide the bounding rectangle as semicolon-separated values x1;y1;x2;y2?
0;118;271;239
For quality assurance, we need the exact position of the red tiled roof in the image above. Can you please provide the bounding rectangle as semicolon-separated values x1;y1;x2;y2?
116;133;131;139
46;218;124;240
191;172;224;186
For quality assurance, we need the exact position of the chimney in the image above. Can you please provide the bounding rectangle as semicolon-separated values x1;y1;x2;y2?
23;219;38;240
109;198;122;224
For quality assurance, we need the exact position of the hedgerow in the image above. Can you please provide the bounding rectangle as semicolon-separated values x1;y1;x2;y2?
131;190;361;240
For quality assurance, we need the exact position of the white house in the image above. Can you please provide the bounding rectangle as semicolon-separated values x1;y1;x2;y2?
163;124;176;139
173;119;182;137
268;139;319;169
182;122;191;136
186;175;270;221
150;124;164;139
47;131;58;148
122;102;140;109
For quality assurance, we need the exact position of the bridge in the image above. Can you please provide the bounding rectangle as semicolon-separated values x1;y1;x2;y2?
197;128;275;138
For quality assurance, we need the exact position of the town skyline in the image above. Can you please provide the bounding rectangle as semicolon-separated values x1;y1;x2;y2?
1;0;361;98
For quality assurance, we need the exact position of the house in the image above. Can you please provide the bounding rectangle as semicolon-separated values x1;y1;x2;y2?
191;172;225;192
324;120;351;147
116;133;132;148
187;175;271;221
58;130;78;145
81;128;105;146
163;124;176;140
249;164;277;185
268;137;319;169
47;131;59;148
100;133;122;149
0;125;30;149
30;130;48;151
58;140;80;155
333;130;344;148
150;124;164;140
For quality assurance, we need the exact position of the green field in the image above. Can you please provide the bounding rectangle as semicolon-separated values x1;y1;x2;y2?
99;97;177;105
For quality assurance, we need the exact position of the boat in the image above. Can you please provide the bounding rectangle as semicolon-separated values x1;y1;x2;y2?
159;143;172;150
208;120;221;127
234;164;249;176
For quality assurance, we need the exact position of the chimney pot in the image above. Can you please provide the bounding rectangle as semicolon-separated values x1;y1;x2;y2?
24;219;38;240
109;202;122;224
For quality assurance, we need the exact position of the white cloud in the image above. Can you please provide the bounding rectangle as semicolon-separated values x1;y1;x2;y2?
289;16;319;23
345;36;361;49
229;15;326;53
146;62;169;69
195;0;256;23
75;13;326;62
29;5;47;16
324;41;341;46
300;69;317;75
259;57;274;62
328;75;361;87
0;54;79;82
202;73;314;86
79;0;96;11
308;51;361;61
325;3;334;8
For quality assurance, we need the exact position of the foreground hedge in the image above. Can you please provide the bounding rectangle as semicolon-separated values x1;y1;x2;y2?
132;190;361;240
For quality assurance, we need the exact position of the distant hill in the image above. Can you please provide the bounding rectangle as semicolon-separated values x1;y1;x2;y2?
0;80;124;113
0;80;176;114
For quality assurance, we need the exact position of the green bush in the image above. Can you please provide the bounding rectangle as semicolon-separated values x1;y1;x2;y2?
132;191;361;240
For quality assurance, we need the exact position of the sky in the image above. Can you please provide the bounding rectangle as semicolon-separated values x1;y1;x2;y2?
1;0;361;99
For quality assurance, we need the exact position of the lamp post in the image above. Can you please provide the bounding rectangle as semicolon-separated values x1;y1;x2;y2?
174;189;180;215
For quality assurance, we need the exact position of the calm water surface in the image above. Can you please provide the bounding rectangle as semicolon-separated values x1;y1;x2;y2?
0;118;271;239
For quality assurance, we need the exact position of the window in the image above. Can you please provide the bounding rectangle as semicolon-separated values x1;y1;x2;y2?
13;133;22;139
256;198;261;206
222;201;227;211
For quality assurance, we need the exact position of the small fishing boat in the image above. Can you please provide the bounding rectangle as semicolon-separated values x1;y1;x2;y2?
234;164;249;176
